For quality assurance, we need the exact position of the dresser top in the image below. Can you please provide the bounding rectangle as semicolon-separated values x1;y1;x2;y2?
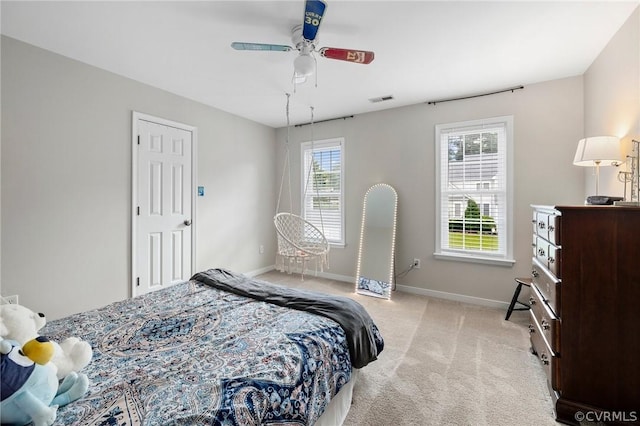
532;204;640;213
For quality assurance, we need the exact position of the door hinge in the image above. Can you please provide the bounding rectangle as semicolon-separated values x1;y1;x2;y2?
136;277;140;287
137;206;140;216
137;135;140;145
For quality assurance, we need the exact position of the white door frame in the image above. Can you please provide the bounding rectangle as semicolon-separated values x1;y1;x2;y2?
131;111;198;297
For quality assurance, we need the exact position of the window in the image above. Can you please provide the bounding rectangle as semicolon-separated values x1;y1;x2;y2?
454;203;461;217
301;138;345;245
434;116;514;265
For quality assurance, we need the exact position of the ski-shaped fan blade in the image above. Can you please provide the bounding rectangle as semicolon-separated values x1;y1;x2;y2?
302;0;327;42
230;0;375;80
319;47;375;64
231;42;292;52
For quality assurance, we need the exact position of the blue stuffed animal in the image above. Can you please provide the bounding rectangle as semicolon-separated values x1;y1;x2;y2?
0;337;89;426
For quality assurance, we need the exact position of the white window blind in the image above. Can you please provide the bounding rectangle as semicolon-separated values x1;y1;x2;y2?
435;116;514;265
301;138;345;245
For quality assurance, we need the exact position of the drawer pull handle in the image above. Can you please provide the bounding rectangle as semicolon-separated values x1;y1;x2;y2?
549;225;555;232
548;257;555;264
541;319;550;330
541;354;550;365
529;297;536;305
531;270;539;278
538;221;546;230
538;248;546;257
528;324;535;334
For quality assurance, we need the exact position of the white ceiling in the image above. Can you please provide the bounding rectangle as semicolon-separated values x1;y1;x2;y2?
2;1;638;128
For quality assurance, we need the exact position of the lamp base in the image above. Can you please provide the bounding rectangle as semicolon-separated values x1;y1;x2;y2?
585;195;624;205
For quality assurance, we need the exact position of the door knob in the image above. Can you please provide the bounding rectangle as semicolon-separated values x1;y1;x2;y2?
184;219;192;226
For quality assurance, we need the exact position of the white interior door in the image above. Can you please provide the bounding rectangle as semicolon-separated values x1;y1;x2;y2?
133;114;194;296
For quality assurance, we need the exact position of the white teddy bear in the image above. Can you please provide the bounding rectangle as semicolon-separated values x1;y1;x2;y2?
0;303;92;380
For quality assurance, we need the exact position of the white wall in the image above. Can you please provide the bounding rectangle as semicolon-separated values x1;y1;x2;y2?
1;36;277;320
276;76;585;305
0;35;3;296
583;6;640;198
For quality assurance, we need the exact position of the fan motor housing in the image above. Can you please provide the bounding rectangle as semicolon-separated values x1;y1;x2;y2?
292;24;316;51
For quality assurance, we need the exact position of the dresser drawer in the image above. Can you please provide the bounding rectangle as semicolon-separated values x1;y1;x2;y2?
529;284;560;354
531;257;561;316
544;212;561;246
533;236;562;278
533;211;561;245
534;236;549;269
529;311;561;391
547;244;562;278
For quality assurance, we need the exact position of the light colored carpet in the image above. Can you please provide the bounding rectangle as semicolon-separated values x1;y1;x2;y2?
257;270;558;426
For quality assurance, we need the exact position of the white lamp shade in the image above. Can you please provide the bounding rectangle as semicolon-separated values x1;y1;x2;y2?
573;136;622;167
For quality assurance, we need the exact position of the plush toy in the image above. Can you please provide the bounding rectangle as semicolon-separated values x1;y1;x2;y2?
0;304;93;380
0;337;89;426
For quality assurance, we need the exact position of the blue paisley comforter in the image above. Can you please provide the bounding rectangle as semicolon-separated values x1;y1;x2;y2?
41;271;383;426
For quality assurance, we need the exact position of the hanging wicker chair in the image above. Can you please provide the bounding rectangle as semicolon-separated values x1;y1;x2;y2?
274;212;330;280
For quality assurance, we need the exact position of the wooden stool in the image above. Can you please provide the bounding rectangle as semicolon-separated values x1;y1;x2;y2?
505;277;532;320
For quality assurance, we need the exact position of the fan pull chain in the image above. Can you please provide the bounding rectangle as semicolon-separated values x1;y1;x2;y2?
313;55;318;88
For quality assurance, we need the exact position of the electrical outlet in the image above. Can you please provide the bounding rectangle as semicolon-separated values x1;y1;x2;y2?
413;258;421;269
4;295;19;305
259;245;265;254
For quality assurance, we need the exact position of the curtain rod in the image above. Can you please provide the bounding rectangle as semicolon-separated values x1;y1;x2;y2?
426;85;524;105
294;115;354;127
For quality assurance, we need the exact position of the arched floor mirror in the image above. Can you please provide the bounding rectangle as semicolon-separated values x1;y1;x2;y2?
355;183;398;299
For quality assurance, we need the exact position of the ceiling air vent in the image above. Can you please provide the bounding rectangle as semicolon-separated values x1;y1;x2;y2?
369;95;394;103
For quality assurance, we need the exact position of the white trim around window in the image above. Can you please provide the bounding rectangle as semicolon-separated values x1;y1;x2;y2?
434;116;515;266
301;137;345;246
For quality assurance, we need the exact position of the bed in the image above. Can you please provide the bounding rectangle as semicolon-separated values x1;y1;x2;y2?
41;268;384;425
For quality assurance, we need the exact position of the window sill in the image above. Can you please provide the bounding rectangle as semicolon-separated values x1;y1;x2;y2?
433;252;516;267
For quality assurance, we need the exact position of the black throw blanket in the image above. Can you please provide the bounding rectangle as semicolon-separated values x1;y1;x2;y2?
191;268;384;368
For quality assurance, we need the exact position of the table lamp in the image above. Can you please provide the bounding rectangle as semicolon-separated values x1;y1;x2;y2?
573;136;622;204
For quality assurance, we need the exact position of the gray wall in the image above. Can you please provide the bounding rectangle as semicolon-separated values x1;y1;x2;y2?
276;77;585;306
583;6;639;197
1;36;277;320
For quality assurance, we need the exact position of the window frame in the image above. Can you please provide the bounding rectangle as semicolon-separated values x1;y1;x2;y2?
434;116;515;266
300;137;345;246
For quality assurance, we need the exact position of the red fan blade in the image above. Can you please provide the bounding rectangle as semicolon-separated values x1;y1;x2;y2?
318;47;374;64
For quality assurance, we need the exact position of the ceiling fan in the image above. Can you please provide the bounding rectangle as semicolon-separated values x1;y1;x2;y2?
231;0;375;83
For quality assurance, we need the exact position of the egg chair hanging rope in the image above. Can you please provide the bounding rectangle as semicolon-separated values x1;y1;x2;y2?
274;94;329;280
276;93;293;217
301;106;327;235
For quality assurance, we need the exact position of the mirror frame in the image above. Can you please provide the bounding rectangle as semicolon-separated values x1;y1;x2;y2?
355;183;398;299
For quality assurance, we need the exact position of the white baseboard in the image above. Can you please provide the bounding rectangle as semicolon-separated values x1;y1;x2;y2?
395;284;509;310
244;265;276;277
245;265;509;310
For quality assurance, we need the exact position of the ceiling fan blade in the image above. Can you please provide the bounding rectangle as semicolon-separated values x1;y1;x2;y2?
231;42;293;52
302;0;327;42
318;47;375;64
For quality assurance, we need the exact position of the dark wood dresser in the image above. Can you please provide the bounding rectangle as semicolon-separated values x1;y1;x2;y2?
530;205;640;425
